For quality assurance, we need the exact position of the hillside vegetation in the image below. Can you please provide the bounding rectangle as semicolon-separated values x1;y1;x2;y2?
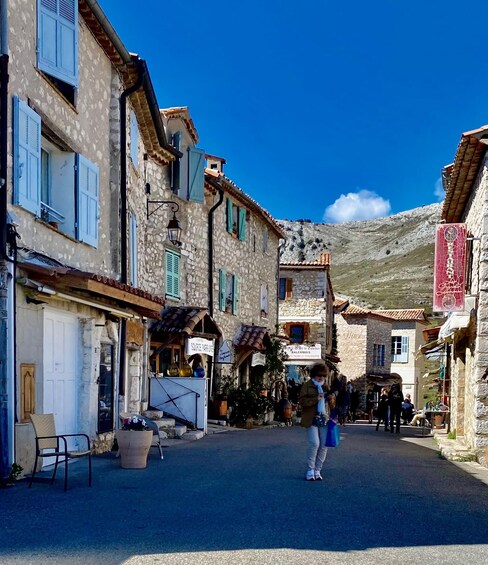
279;203;442;312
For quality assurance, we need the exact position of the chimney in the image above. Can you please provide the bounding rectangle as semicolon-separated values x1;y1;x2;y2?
320;252;331;265
205;154;226;173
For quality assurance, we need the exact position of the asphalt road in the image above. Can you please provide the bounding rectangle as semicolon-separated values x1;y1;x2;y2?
1;423;488;565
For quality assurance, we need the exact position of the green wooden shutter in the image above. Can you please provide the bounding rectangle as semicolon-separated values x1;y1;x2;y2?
188;147;205;203
232;275;239;315
238;208;246;241
219;269;226;311
13;97;41;215
165;250;180;298
226;199;233;233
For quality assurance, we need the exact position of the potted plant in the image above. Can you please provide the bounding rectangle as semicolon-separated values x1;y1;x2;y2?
228;384;274;427
115;416;153;469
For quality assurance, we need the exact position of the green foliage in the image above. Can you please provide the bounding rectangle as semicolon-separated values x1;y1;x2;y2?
447;429;457;440
264;337;288;380
8;463;23;483
228;385;274;424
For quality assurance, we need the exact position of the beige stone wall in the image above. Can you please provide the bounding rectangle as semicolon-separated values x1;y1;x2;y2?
336;316;368;380
391;321;425;406
8;1;119;276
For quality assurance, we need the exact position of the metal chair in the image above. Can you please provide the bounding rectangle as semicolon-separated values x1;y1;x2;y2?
29;414;92;492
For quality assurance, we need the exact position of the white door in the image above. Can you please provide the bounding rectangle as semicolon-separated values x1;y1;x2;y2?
43;308;79;464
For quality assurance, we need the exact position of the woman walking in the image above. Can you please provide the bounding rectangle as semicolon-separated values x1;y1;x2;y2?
299;362;336;481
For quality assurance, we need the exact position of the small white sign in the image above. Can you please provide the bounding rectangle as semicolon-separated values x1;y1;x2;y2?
216;340;232;364
186;337;215;357
285;343;322;360
251;352;266;367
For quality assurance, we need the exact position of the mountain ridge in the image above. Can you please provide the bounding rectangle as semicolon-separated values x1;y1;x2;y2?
279;202;442;312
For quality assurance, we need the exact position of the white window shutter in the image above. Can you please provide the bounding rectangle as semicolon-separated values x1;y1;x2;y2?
76;154;99;247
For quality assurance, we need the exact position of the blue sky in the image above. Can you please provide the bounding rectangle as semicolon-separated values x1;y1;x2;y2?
99;0;488;223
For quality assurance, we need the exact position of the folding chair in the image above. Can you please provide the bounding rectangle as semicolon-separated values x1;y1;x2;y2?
29;414;92;492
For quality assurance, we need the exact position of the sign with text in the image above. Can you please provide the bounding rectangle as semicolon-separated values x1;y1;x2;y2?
251;352;266;367
285;343;322;360
216;340;232;364
433;223;467;312
186;337;215;357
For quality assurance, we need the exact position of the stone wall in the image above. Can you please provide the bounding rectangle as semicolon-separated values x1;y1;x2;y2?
336;316;368;380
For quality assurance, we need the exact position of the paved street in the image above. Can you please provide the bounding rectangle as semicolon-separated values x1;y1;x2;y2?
1;423;488;565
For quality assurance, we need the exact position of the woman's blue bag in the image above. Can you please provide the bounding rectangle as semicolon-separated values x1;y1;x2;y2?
325;419;340;447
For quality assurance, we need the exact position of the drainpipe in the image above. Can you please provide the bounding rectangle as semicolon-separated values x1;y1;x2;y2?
0;0;10;484
207;185;224;400
118;60;144;399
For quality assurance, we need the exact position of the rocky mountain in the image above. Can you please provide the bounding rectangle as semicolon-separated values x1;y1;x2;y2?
279;203;442;312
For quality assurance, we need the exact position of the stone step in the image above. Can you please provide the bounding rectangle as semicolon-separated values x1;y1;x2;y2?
152;417;176;429
181;430;205;441
142;410;165;420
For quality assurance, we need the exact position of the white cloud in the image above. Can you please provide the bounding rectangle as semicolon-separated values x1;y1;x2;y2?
323;190;391;223
434;177;444;202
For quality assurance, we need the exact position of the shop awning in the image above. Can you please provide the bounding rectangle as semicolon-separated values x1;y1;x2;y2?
233;324;270;351
149;307;221;338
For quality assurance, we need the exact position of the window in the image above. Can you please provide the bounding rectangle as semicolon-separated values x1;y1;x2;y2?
279;277;293;300
391;336;408;363
373;344;385;367
165;249;180;298
260;284;268;318
171;131;181;194
262;227;268;253
13;97;99;246
219;269;238;314
285;322;309;344
129;212;138;287
130;111;138;167
37;0;78;102
226;198;246;241
151;344;181;375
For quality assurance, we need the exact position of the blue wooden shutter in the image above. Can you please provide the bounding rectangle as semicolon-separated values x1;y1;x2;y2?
232;275;239;315
130;212;138;287
219;269;226;311
130;112;138;166
13;97;41;215
171;132;181;193
166;250;180;298
399;336;409;362
76;154;99;247
238;207;246;241
226;199;233;233
188;147;205;203
37;0;78;87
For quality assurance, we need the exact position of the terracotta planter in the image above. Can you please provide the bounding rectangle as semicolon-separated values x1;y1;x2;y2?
115;430;153;469
213;399;228;417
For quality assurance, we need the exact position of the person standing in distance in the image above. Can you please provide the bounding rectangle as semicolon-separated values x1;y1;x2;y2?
299;362;336;481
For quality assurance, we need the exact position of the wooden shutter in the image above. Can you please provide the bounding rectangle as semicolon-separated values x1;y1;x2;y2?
13;97;41;216
232;275;239;315
37;0;78;87
399;336;409;363
238;208;246;241
226;199;233;233
219;269;226;311
165;250;180;298
285;278;293;299
171;132;181;193
76;154;99;247
188;147;205;203
130;212;138;287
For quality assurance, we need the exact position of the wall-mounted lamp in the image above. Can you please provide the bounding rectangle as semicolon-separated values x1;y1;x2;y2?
146;200;183;247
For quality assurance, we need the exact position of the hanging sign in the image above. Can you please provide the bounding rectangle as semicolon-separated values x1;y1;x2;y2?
186;337;214;357
433;223;467;312
251;352;266;367
285;343;322;360
216;340;232;364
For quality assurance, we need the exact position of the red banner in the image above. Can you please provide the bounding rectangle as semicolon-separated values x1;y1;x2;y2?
433;224;467;312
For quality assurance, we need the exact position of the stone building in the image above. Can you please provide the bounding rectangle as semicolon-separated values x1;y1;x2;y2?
439;124;488;466
335;302;396;407
3;0;177;472
278;253;337;387
372;309;429;408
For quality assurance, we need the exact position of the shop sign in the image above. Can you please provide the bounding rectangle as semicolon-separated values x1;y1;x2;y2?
285;343;322;360
433;223;467;312
186;337;215;357
251;352;266;367
216;340;232;364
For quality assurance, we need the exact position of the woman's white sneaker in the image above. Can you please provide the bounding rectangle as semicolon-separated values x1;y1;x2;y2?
314;471;323;480
306;470;315;481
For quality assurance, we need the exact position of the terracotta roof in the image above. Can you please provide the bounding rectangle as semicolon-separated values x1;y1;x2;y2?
341;304;394;322
233;324;270;351
149;307;221;336
442;125;488;223
161;107;199;144
371;309;429;324
205;169;285;238
281;253;331;267
334;298;349;309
